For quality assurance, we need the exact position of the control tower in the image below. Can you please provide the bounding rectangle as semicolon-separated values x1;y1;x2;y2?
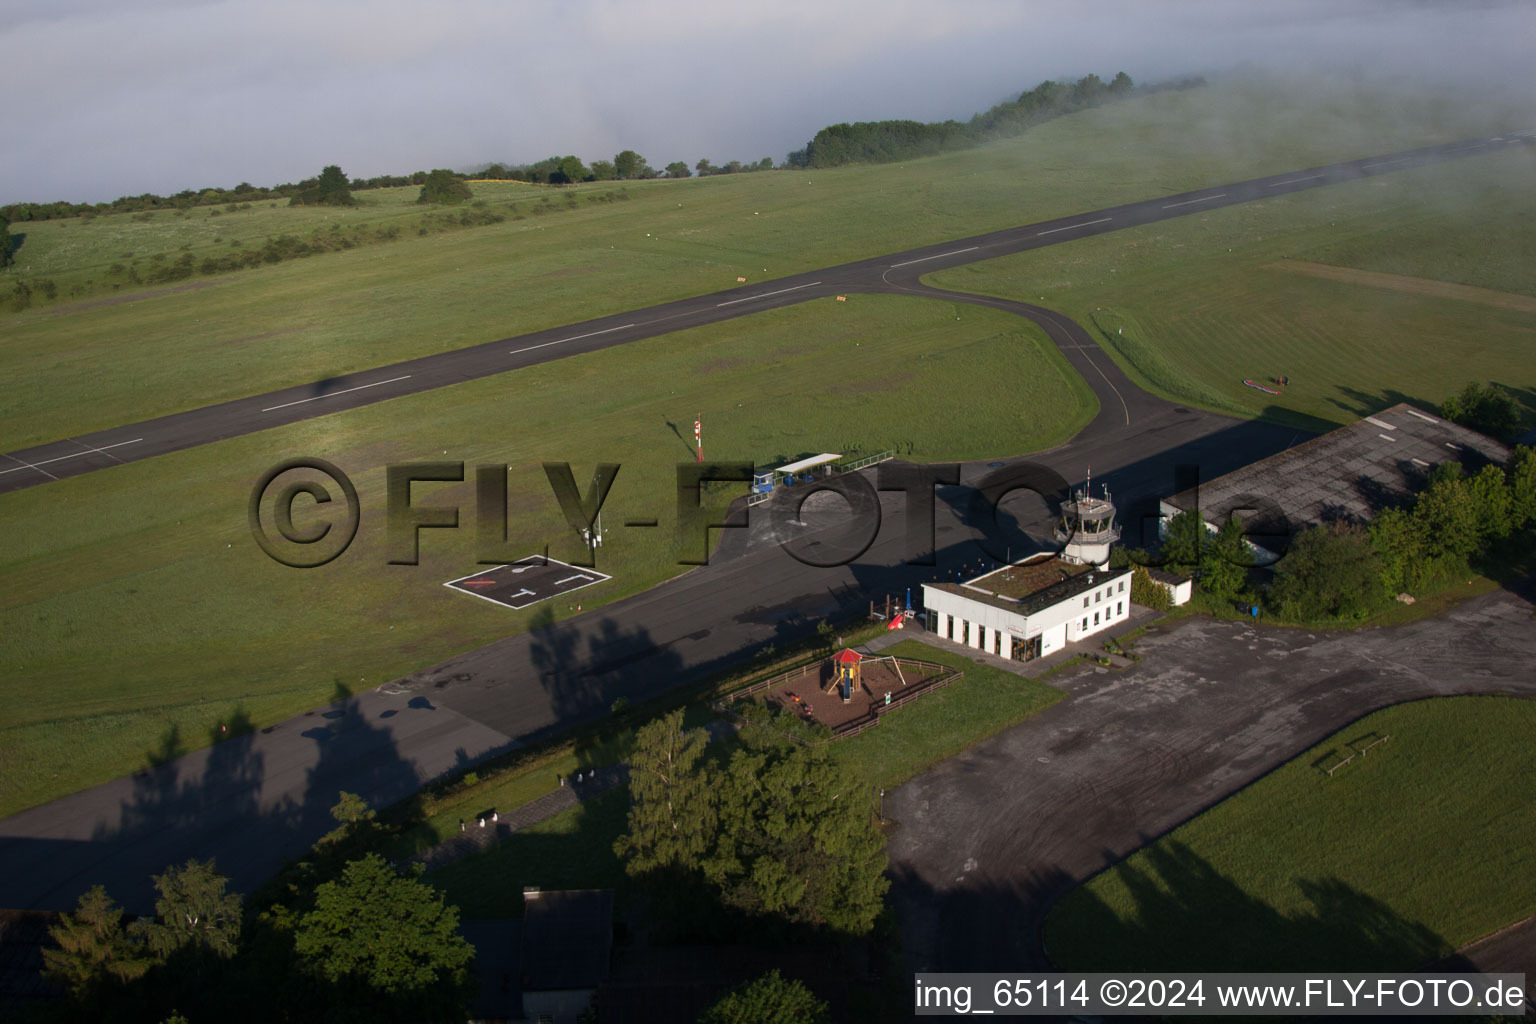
1055;472;1120;568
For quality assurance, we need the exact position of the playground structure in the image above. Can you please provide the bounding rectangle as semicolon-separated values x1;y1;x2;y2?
717;649;960;739
746;449;897;507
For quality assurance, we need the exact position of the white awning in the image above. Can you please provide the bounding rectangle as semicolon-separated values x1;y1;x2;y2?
776;453;842;475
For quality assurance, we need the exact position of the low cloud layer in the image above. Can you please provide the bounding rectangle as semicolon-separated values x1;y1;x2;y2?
3;0;1533;204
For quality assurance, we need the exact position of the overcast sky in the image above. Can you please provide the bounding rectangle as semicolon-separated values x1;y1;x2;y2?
3;0;1532;205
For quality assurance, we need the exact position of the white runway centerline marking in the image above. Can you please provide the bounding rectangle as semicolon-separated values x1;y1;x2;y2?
0;437;144;477
262;375;413;413
1162;194;1226;209
889;247;979;269
1036;217;1112;236
510;323;637;356
67;436;129;464
715;281;822;307
1268;174;1324;187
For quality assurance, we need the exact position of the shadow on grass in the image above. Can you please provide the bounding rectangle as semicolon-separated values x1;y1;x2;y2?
428;787;629;919
1327;385;1445;424
1045;839;1448;972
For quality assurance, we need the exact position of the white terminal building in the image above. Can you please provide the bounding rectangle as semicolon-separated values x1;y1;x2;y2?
922;480;1133;662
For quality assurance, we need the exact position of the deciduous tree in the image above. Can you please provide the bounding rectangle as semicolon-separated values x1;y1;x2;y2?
613;149;646;179
1506;446;1536;529
701;969;830;1024
1369;507;1427;595
1200;515;1250;599
1413;463;1485;562
416;169;473;205
1441;381;1518;440
552;156;589;184
1159;509;1205;573
703;738;887;935
665;161;691;178
294;854;473;1005
1270;522;1387;621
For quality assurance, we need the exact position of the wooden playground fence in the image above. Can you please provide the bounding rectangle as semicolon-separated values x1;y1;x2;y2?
831;667;964;740
713;657;962;743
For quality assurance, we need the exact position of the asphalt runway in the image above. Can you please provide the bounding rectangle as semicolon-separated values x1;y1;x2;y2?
2;132;1529;495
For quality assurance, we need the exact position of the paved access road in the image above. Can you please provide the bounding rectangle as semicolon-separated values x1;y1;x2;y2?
3;133;1529;494
885;580;1536;975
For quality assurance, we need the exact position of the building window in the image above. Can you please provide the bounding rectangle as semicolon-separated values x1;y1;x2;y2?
1081;617;1087;631
1094;611;1100;625
1083;597;1089;609
1117;601;1123;616
1095;590;1102;603
1119;580;1126;593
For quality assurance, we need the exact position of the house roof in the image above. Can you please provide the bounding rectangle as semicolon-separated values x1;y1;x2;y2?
927;557;1129;618
1162;404;1508;532
521;889;614;992
459;918;522;1021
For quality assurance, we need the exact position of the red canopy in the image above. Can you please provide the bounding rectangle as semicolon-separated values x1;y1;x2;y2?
833;648;864;664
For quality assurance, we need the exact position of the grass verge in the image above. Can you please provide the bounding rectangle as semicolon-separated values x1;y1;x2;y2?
829;639;1065;792
928;145;1536;432
1044;696;1536;971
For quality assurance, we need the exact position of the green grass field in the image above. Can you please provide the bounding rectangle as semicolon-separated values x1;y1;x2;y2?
831;639;1065;792
429;787;630;919
1044;697;1536;971
0;296;1089;818
1;78;1519;450
929;145;1536;431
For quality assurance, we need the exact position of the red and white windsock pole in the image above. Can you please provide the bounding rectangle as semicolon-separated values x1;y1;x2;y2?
695;414;703;463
